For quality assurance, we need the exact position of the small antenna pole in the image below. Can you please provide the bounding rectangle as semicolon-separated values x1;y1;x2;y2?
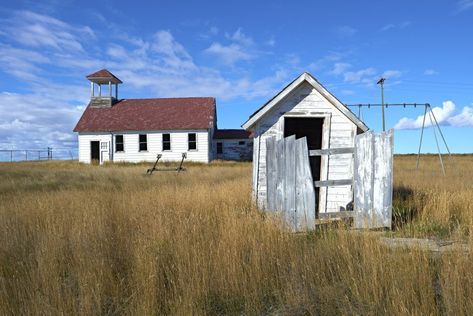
377;78;386;132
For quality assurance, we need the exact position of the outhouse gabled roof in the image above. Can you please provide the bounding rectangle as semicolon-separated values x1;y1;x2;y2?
242;72;369;132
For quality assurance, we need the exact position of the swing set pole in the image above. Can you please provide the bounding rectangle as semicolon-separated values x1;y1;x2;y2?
416;104;428;169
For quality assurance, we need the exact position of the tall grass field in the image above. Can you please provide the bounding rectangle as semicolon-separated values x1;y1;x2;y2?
1;155;472;315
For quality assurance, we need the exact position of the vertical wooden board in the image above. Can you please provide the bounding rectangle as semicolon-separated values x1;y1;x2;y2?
266;137;277;211
354;130;394;229
295;137;316;230
284;135;296;230
275;137;286;212
354;131;374;228
252;134;259;200
372;130;393;228
385;130;394;227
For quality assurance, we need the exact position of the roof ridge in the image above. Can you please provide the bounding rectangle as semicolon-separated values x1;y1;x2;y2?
121;96;215;100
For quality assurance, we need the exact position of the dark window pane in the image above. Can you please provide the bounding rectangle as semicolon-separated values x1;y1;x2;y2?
115;135;124;152
163;133;171;151
188;133;197;150
217;142;223;154
239;141;245;145
139;134;147;151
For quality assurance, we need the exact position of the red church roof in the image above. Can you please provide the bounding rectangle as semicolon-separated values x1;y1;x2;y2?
86;69;122;84
73;97;216;132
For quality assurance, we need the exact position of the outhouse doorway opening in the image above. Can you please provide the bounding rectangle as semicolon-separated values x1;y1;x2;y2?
284;117;324;214
91;141;100;164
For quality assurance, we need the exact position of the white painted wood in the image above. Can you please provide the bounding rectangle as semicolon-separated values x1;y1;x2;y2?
284;135;296;229
250;80;364;213
242;72;368;132
212;138;252;160
252;135;260;201
78;129;210;164
265;136;316;231
295;137;316;230
266;137;277;211
354;130;393;229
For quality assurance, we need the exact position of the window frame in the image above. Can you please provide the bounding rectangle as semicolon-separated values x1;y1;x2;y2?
115;135;124;152
162;133;171;151
188;133;197;151
139;134;148;152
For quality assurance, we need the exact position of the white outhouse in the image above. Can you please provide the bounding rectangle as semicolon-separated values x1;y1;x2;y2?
242;72;368;215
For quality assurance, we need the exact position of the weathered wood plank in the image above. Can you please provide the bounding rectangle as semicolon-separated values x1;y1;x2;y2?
318;211;354;219
373;130;393;228
309;147;354;156
266;137;277;211
276;136;285;212
295;137;316;230
314;179;353;187
284;135;296;230
354;130;393;229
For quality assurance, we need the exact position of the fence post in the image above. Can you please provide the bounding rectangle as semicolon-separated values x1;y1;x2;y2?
10;150;12;162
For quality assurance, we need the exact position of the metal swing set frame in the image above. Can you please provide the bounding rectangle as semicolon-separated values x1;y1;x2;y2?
348;102;451;175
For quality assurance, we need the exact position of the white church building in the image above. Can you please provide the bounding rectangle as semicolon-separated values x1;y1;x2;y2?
74;69;251;164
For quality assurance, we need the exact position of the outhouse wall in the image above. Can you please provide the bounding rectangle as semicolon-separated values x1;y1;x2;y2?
252;81;361;213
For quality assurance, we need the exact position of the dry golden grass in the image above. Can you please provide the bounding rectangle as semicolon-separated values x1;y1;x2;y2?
0;156;472;315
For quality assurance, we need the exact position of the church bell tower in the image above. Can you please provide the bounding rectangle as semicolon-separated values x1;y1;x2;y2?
86;69;122;107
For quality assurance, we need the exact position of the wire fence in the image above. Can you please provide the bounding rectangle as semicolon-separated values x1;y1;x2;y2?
0;147;78;162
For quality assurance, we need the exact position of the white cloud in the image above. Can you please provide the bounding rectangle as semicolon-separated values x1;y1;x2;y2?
343;67;376;84
0;45;50;81
380;24;395;32
379;21;411;32
204;28;259;65
456;0;473;12
265;37;276;47
209;26;219;35
205;42;254;65
225;28;254;46
5;11;93;52
330;62;351;75
424;69;439;76
394;101;473;129
0;91;83;149
382;70;402;79
448;106;473;127
336;26;357;37
399;21;412;28
328;62;402;87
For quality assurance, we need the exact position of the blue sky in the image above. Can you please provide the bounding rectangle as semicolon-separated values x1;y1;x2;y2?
0;0;472;154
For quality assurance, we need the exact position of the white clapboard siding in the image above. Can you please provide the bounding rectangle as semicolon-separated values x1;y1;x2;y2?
78;129;210;164
78;133;112;164
213;139;253;161
253;81;360;213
